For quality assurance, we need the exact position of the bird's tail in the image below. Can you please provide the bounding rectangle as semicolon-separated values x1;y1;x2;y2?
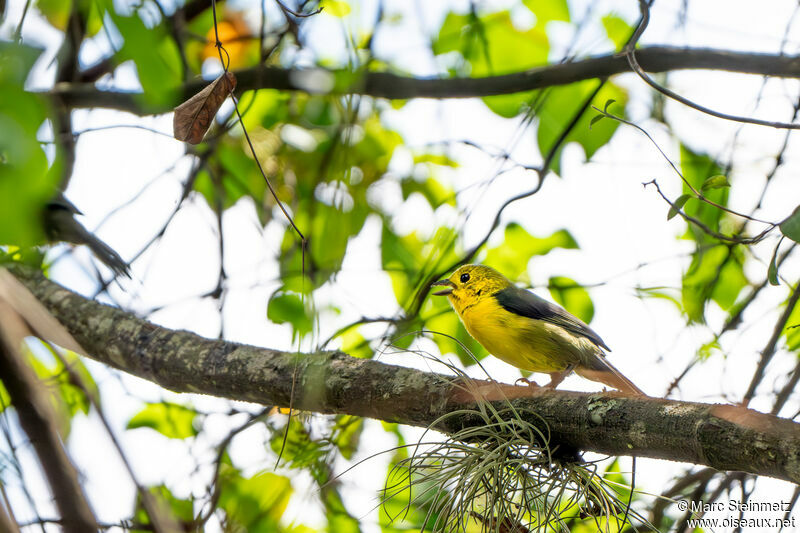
577;353;645;396
45;194;131;278
62;218;131;278
83;232;131;278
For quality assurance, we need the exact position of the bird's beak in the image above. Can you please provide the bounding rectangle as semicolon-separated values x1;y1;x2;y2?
432;279;456;296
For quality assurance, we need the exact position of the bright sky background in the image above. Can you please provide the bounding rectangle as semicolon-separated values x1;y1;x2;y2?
3;0;800;530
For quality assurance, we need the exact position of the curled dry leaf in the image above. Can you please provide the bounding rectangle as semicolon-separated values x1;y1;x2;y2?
173;71;237;144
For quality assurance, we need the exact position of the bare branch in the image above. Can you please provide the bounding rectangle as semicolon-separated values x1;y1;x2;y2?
49;47;800;116
0;304;97;532
625;1;800;129
744;281;800;405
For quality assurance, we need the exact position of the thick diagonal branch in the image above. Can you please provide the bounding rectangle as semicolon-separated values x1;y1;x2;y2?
53;47;800;116
7;266;800;484
0;301;97;532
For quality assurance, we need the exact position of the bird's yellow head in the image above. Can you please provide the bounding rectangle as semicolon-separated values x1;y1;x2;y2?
432;264;512;313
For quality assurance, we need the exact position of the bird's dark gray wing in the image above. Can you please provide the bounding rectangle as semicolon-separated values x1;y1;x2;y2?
494;286;610;351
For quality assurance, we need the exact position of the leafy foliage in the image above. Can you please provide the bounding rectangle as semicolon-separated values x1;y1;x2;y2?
548;276;594;324
536;82;627;174
268;291;314;340
4;0;799;531
0;43;58;247
678;145;748;323
127;402;200;439
484;224;578;282
133;485;194;530
218;462;293;532
780;205;800;244
26;344;98;438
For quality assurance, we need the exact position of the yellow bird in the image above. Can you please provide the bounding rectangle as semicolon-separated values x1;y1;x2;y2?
432;264;644;395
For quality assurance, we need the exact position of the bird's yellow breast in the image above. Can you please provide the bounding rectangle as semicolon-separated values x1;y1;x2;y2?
457;295;596;373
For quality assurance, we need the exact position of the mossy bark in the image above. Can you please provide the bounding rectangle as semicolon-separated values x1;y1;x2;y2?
8;266;800;484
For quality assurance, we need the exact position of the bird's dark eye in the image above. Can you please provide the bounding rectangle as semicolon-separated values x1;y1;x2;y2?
460;273;470;283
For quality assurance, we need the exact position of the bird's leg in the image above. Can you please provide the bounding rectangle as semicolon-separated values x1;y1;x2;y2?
545;365;575;389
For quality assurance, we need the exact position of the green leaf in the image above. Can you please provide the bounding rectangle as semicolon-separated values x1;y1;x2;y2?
601;14;632;50
433;10;549;118
401;176;455;207
780;205;800;243
310;202;368;275
324;489;361;533
523;0;570;24
24;344;98;438
267;291;313;339
475;12;549;117
548;276;594;323
634;286;681;308
206;140;265;211
484;224;578;282
340;328;372;359
381;223;424;305
589;113;605;129
412;153;458;167
380;462;430;531
127;402;199;439
677;146;742;322
701;174;730;191
667;194;692;220
768;239;782;286
36;0;72;29
0;42;57;247
0;247;45;269
53;351;99;416
331;415;363;460
425;297;488;366
238;89;291;132
133;485;194;526
433;12;475;57
602;459;632;502
36;0;103;34
536;81;628;175
108;8;182;107
682;244;747;323
783;300;800;351
0;381;9;414
321;0;351;17
219;469;292;531
470;11;549;75
269;418;325;469
679;145;727;242
698;339;721;361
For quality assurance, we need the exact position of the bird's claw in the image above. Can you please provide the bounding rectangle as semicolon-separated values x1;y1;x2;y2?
515;377;539;388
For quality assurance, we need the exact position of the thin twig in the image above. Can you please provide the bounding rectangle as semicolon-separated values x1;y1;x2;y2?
625;0;800;130
192;408;270;528
0;483;20;533
743;281;800;405
12;0;32;42
593;107;774;226
772;358;800;416
643;179;774;245
274;0;322;18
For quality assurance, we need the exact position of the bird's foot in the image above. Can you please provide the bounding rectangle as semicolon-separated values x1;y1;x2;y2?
545;368;572;390
515;377;539;388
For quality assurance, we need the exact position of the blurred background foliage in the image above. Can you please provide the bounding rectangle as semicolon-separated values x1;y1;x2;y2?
2;0;800;531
